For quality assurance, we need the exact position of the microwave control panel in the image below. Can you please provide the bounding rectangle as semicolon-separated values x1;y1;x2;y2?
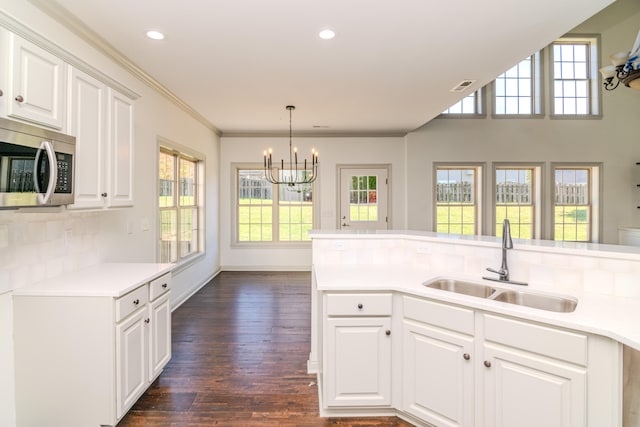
55;153;73;194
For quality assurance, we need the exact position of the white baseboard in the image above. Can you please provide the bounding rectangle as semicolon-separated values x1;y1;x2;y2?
221;265;312;272
170;267;222;312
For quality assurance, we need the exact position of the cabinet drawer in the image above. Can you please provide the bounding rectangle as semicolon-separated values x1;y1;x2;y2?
115;285;148;322
326;293;392;316
403;296;474;335
484;314;588;366
150;273;171;301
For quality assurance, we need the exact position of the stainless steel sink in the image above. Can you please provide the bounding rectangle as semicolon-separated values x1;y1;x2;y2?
490;290;578;313
424;278;578;313
424;279;497;298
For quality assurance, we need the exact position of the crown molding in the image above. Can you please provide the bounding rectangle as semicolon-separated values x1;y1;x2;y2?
23;0;221;136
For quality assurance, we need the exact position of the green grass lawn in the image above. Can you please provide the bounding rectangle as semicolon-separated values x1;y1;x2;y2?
436;205;589;241
238;199;313;241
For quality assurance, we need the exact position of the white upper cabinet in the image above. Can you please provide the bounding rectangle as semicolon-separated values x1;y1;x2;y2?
107;89;134;207
68;67;107;209
7;33;66;130
67;68;135;209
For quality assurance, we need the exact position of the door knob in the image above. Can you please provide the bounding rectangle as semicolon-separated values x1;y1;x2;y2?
15;95;24;103
484;360;492;368
463;353;471;361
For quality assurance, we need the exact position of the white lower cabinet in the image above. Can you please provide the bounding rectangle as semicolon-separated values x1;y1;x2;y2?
482;343;586;427
398;296;618;427
402;297;474;426
13;272;172;427
320;292;621;426
323;293;393;407
116;307;148;418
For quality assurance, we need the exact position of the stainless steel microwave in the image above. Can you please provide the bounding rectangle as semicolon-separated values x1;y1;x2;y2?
0;118;75;208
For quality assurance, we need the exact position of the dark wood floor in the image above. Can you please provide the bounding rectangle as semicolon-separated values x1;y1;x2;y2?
118;271;413;427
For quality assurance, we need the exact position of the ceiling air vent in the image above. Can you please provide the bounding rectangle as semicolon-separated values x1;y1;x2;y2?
450;80;476;93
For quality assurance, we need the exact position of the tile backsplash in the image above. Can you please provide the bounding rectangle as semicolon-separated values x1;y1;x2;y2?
0;210;102;294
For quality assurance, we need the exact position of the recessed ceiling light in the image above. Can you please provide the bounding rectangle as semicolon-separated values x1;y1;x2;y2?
146;30;165;40
318;29;336;40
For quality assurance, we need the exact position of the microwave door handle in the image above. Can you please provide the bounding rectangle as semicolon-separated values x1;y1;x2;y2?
34;141;58;205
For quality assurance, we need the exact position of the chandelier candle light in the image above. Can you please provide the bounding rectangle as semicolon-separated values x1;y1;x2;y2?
263;105;318;186
600;28;640;91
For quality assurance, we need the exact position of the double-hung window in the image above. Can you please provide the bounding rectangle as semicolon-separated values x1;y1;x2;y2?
551;36;601;117
159;147;204;263
553;165;600;242
493;53;542;116
236;166;314;243
494;165;541;239
435;165;482;235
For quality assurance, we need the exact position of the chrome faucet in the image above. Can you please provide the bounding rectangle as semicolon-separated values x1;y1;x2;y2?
483;219;527;286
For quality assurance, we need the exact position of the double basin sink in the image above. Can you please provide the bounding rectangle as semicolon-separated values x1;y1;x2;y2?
424;278;577;313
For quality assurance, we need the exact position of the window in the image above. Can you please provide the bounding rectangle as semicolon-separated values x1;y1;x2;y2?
159;147;204;263
551;37;600;116
236;166;314;243
349;175;379;222
237;170;273;241
553;165;600;242
440;90;484;116
493;53;542;116
435;166;482;235
494;166;541;239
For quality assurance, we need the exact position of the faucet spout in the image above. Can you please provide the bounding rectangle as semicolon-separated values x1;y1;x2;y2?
483;219;527;285
502;219;513;250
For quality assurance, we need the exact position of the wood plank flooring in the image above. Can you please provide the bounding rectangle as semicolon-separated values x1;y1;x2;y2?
118;271;413;427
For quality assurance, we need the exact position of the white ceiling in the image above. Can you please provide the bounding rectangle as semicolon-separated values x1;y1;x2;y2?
40;0;614;136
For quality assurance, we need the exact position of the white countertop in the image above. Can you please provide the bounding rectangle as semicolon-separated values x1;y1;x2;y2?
12;263;173;298
314;264;640;352
310;229;640;261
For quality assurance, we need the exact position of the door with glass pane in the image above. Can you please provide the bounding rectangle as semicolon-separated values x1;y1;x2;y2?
339;167;388;230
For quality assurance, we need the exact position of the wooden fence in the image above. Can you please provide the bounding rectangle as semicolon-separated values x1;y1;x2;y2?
436;182;587;204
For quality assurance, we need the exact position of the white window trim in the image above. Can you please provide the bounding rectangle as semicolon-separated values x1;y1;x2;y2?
231;163;319;248
491;52;544;118
433;162;485;235
491;162;544;239
551;162;602;243
549;34;602;119
156;136;206;267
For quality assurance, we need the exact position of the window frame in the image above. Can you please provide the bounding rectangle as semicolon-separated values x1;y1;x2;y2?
438;88;486;118
158;140;206;266
433;163;484;235
492;52;544;118
549;34;602;119
492;163;543;239
551;163;602;243
232;163;318;247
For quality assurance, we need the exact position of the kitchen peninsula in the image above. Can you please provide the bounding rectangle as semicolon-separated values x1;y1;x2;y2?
308;230;640;427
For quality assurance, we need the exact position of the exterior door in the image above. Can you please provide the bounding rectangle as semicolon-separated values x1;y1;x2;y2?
339;167;389;230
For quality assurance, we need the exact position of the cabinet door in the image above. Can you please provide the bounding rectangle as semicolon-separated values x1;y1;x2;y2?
403;319;474;427
116;308;148;419
107;89;134;207
9;34;65;130
68;67;107;209
483;343;587;427
324;317;391;407
149;293;171;380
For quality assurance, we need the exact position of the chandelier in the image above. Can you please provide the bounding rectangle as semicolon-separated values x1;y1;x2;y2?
263;106;318;186
600;29;640;91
